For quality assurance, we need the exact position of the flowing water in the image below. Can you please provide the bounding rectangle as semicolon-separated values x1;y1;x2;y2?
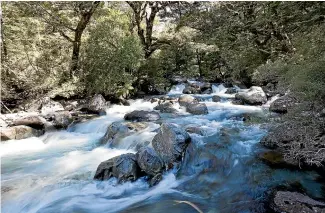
1;83;323;213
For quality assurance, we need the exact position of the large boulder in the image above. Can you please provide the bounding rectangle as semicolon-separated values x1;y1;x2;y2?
100;121;149;147
154;102;176;113
81;94;107;114
12;116;45;130
269;95;296;114
270;191;325;213
152;123;191;165
136;147;164;176
178;95;198;107
186;103;208;115
93;153;140;183
1;125;44;141
51;111;73;128
235;86;267;105
124;110;160;122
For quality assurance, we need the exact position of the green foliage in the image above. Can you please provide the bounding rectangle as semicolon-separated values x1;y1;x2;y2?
2;1;325;107
82;17;143;96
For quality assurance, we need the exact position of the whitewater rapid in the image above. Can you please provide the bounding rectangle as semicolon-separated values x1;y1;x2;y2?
1;83;322;213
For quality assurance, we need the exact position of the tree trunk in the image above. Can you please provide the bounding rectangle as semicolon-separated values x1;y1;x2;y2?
196;49;202;77
0;3;7;63
70;40;81;77
69;1;100;77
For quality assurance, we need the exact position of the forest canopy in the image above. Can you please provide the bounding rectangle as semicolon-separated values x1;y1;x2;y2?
1;1;325;104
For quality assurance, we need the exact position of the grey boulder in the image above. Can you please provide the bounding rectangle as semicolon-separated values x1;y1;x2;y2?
178;95;198;107
186;103;208;115
136;147;163;176
1;125;44;141
235;86;267;105
124;110;160;122
152;123;191;165
93;153;140;183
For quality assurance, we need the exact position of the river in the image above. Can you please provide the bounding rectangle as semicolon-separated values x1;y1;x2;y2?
1;83;323;213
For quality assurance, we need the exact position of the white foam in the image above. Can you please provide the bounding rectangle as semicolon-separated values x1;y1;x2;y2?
168;84;186;95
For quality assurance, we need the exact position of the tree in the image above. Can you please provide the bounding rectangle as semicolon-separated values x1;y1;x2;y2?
20;2;100;77
126;1;172;58
82;9;143;97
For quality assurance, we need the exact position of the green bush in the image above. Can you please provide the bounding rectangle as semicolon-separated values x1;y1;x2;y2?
82;19;143;97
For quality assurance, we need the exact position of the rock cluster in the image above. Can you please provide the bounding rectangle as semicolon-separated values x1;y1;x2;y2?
94;123;191;186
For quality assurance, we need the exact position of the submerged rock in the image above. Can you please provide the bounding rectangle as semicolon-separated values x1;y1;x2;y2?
235;86;267;105
185;126;205;136
94;153;140;183
270;191;325;213
186;103;208;115
1;125;44;141
152;123;191;165
212;95;221;102
124;110;160;122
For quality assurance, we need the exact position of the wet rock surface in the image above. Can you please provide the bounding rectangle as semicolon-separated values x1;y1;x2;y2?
124;110;161;122
94;153;140;183
136;147;163;176
100;121;149;147
212;95;221;102
152;123;191;165
225;87;237;94
154;102;176;113
186;103;208;115
183;85;201;94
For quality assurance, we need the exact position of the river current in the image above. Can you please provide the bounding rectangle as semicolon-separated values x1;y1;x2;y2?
1;83;323;213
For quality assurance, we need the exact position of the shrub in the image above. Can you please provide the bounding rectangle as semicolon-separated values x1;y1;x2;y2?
82;19;143;97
